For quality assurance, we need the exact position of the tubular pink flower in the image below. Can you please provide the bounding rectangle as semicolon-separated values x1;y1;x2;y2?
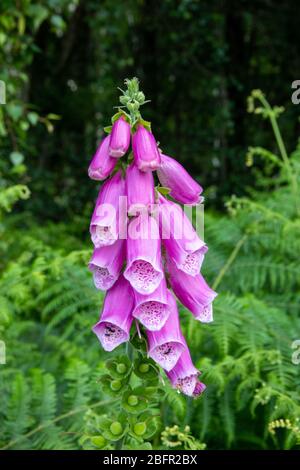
109;116;131;158
88;239;125;290
126;162;155;216
133;277;170;331
157;154;203;205
124;214;163;295
167;255;217;323
88;135;117;181
166;345;206;397
146;291;185;371
132;125;161;172
92;275;134;351
90;171;125;247
159;195;207;276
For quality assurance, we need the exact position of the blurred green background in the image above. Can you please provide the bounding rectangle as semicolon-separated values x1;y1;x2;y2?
0;0;299;450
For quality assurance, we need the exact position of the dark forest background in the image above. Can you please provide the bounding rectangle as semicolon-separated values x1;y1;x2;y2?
2;0;300;219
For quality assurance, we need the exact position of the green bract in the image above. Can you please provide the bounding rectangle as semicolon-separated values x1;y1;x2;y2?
121;387;148;414
90;435;107;449
98;414;128;442
100;374;128;397
106;355;132;379
133;356;159;381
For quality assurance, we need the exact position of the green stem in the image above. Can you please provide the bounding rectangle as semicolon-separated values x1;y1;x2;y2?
258;94;299;215
1;398;117;451
212;234;247;290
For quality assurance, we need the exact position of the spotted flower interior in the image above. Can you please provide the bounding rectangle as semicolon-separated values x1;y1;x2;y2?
88;78;217;397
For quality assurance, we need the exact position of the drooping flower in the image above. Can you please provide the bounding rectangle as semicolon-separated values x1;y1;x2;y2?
167;255;217;323
159;195;207;276
132;125;161;172
88;239;125;290
126;162;155;216
92;275;134;351
90;170;126;247
109;116;131;158
146;291;185;371
157;154;203;205
133;277;170;331
124;214;163;295
88;78;218;399
88;135;117;181
166;344;206;397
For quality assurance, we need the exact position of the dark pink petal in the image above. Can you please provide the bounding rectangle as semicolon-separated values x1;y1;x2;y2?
109;116;131;158
132;125;161;172
88;135;117;181
146;291;184;371
157;154;203;205
92;275;134;351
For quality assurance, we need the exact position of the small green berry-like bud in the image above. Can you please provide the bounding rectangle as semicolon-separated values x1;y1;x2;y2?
134;422;147;436
110;421;123;436
139;363;150;373
91;435;106;448
127;395;138;406
116;363;127;374
110;379;122;391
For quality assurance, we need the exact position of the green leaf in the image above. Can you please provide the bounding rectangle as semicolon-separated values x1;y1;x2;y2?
131;333;148;352
157;186;171;196
46;113;61;121
10;151;24;166
7;104;23;121
18;15;26;35
50;15;66;32
28;5;49;31
166;388;187;421
27;112;39;126
20;121;29;131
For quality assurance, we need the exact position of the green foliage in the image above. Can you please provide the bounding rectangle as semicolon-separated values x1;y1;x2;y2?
1;0;300;448
181;93;300;450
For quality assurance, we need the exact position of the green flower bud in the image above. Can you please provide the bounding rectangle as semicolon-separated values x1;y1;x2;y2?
137;92;145;103
110;379;122;391
134;422;147;436
127;102;135;112
120;95;130;105
116;363;127;374
139;363;150;373
110;421;123;436
128;395;139;406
